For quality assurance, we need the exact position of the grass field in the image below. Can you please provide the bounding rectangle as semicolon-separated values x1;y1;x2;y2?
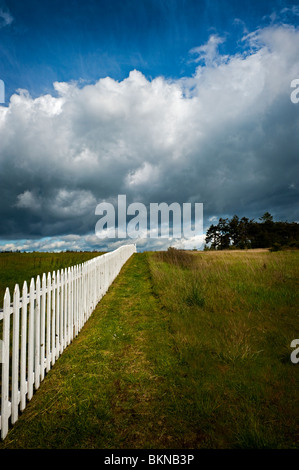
0;249;298;448
0;251;103;306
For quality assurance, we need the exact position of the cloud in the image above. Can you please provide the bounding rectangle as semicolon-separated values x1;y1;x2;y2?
189;34;227;66
16;190;40;211
0;6;13;28
263;5;299;25
126;162;160;187
0;23;299;251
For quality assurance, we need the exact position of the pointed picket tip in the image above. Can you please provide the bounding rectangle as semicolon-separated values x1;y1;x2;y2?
41;272;46;288
22;280;28;293
13;284;20;303
4;287;11;304
14;284;20;294
30;278;35;289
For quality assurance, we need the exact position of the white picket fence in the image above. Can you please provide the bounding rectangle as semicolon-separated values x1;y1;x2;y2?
0;244;136;440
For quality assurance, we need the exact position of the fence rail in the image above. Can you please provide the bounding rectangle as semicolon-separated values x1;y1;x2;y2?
0;244;136;439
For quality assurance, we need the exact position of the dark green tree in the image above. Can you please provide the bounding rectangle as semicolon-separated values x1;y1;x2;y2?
205;212;299;250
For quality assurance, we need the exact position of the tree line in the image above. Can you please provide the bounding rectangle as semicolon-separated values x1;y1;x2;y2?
205;212;299;250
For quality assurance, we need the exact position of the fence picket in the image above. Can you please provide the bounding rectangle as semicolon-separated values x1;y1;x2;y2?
40;274;46;381
1;288;11;439
70;267;74;341
46;273;51;373
20;281;28;411
27;278;35;401
56;270;60;360
34;276;41;390
51;272;56;367
59;269;64;355
11;284;20;424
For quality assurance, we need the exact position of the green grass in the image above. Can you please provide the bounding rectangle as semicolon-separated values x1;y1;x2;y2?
0;251;103;305
0;249;298;448
149;248;299;448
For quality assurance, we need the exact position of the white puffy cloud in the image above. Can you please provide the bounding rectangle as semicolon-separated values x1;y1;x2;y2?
0;23;299;251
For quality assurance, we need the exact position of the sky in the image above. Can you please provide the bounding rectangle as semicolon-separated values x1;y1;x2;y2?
0;0;299;252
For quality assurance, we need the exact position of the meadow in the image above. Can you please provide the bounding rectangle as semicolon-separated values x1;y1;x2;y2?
0;251;103;306
0;248;298;448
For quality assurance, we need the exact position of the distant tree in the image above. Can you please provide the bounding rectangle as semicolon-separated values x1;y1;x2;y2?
259;212;273;223
205;224;220;249
228;215;253;248
205;218;230;250
205;212;299;250
228;215;240;246
218;218;230;249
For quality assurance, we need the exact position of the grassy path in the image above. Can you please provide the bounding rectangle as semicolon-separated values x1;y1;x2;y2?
0;252;183;449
